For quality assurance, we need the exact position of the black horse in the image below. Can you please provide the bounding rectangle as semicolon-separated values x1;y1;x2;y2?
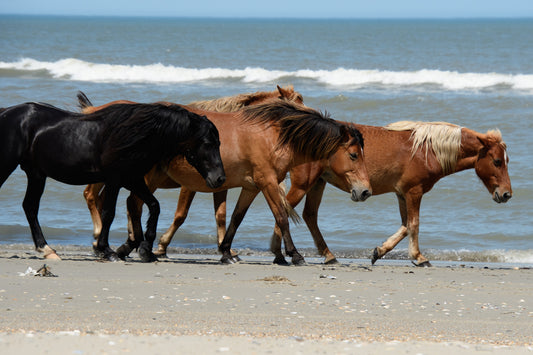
0;101;225;262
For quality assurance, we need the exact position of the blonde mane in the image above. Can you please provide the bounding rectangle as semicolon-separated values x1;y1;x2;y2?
187;86;300;113
385;121;463;174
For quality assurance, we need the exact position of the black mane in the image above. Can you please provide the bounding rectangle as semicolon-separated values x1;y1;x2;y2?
239;100;358;160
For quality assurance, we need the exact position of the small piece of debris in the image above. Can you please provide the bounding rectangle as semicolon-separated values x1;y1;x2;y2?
258;276;291;282
19;264;57;277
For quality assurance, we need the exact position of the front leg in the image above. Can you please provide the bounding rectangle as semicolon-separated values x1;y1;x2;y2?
127;179;160;263
262;183;305;266
371;191;430;267
270;182;309;265
301;179;339;264
219;189;259;264
155;188;196;257
95;184;121;262
115;193;145;260
372;193;408;265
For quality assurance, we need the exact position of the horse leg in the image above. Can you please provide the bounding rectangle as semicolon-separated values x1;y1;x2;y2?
371;191;430;266
371;193;408;265
83;183;104;249
301;180;339;264
269;182;311;265
219;189;259;264
262;183;305;266
115;193;145;260
127;180;160;263
22;175;60;260
95;184;121;262
155;188;196;257
404;193;431;267
213;190;240;259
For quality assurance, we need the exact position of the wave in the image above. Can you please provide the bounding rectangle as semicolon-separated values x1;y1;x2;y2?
1;57;533;92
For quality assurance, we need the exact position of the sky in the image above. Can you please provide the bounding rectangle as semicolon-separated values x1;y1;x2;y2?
1;0;532;19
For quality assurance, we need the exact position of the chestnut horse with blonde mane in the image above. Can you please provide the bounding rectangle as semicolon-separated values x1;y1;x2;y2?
270;121;512;266
82;86;303;242
81;98;371;264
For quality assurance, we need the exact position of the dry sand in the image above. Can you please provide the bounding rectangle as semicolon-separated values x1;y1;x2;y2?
0;246;531;354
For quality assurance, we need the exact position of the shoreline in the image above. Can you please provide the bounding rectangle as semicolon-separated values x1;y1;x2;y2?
1;247;532;354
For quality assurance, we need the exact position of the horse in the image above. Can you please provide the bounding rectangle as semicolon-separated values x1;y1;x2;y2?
270;121;512;266
81;86;303;240
0;102;226;261
80;98;372;265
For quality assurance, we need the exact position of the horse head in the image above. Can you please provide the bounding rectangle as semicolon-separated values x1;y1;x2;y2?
474;130;512;203
325;124;372;202
183;113;226;189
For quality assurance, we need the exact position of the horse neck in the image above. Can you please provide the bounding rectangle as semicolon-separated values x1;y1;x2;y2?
454;128;483;173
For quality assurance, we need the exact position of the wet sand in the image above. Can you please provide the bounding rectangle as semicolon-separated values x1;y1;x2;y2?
0;246;531;354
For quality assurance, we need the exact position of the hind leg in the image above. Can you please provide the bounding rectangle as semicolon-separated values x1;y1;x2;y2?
22;175;60;259
83;183;105;244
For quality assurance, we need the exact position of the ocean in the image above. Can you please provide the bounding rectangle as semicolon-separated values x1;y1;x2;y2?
0;15;532;265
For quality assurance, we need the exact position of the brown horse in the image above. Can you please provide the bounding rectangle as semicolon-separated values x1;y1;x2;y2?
82;86;303;240
82;99;371;264
270;121;512;266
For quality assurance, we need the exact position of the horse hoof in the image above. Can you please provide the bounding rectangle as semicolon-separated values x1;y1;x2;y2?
220;257;236;264
371;247;380;265
93;246;105;258
273;256;289;266
116;244;133;260
412;260;432;267
44;252;61;260
292;257;307;266
153;249;168;258
231;255;242;262
324;258;339;265
139;249;158;263
105;252;120;262
153;252;168;259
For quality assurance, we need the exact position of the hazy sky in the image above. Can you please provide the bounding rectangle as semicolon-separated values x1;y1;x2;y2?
1;0;533;18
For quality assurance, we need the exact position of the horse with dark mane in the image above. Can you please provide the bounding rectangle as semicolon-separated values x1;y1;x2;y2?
270;120;512;266
79;97;371;265
80;86;303;241
0;102;225;261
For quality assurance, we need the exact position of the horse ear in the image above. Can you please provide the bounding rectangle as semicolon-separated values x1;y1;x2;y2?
277;85;285;97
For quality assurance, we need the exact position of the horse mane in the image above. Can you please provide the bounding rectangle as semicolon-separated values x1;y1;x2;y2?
187;86;300;112
82;103;203;166
385;121;462;174
238;100;347;160
485;129;506;149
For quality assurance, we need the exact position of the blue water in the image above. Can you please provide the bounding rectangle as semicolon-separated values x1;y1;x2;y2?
0;15;532;265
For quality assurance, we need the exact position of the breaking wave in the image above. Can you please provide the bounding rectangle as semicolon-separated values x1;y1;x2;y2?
1;57;533;92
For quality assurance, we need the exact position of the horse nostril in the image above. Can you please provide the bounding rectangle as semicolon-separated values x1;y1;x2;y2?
361;189;372;201
503;192;512;201
217;175;226;185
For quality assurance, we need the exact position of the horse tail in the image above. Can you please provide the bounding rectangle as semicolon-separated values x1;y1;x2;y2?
0;105;26;187
278;181;301;224
77;91;94;112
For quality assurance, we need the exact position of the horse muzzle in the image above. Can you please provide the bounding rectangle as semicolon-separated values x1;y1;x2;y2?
493;188;512;203
206;174;226;189
351;187;372;202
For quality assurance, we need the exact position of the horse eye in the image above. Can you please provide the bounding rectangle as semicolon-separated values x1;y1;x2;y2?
493;159;502;167
349;152;358;160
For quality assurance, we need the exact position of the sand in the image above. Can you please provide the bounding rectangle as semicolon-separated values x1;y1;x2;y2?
0;246;531;354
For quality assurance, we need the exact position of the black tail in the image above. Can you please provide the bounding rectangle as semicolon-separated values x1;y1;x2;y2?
77;91;93;110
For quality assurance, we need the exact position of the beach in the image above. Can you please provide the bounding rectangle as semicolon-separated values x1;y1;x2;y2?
0;246;531;354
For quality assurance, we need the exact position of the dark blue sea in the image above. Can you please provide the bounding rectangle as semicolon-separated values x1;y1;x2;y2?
0;15;532;265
